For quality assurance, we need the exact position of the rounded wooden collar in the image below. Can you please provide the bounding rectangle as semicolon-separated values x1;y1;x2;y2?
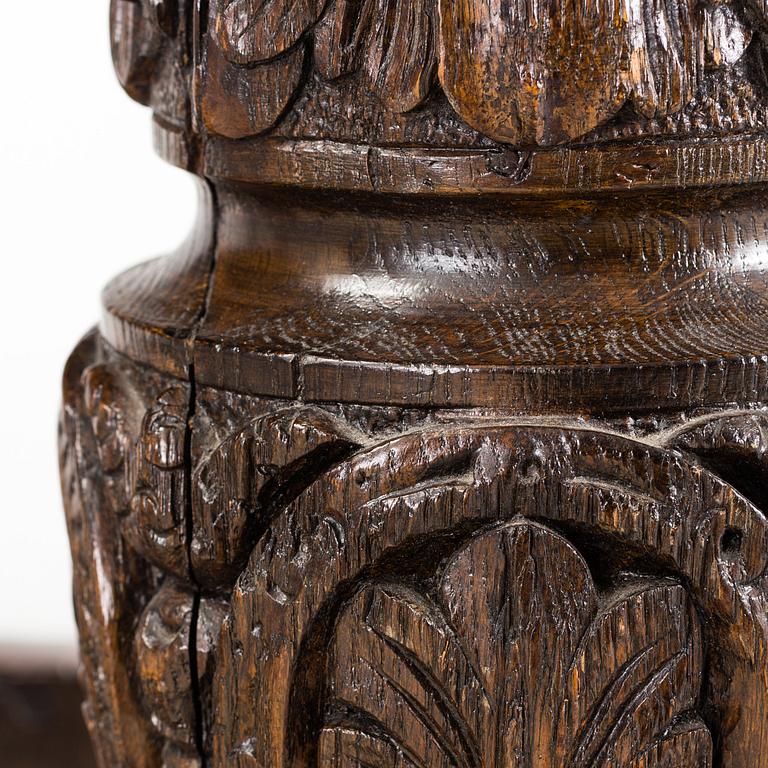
101;183;768;411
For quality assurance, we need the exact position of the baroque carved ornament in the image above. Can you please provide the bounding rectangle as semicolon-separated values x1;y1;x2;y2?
68;3;768;768
215;0;710;144
113;0;766;146
320;523;709;767
61;337;768;768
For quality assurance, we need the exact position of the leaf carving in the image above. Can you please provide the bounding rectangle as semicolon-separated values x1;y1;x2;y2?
703;5;752;68
190;406;360;587
215;0;438;119
314;0;376;80
202;12;307;139
316;0;438;111
217;0;328;64
206;0;717;141
438;0;700;146
111;0;163;105
627;0;701;118
361;0;437;112
321;521;711;767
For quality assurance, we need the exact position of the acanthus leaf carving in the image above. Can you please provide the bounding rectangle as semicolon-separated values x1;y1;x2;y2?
206;0;736;146
321;521;710;768
313;0;376;81
211;423;768;768
201;2;307;140
191;405;362;588
62;334;166;768
111;0;179;105
703;4;752;68
311;0;440;113
115;0;768;150
360;0;437;112
622;0;701;118
217;0;327;64
111;0;158;105
438;0;701;146
64;338;768;768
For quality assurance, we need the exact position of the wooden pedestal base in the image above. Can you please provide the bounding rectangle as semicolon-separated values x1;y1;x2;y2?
61;252;768;766
61;0;768;764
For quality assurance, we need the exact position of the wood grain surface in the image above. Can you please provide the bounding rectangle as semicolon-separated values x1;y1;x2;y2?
102;184;768;411
63;340;768;765
58;1;768;766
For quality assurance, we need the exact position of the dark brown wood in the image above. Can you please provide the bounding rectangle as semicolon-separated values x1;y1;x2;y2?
61;1;768;766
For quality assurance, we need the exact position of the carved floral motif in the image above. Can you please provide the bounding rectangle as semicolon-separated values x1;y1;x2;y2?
62;337;768;768
212;421;768;768
110;0;189;128
322;522;711;767
208;0;754;145
111;0;177;104
111;0;764;147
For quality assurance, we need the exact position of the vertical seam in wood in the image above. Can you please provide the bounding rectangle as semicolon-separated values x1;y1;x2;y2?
183;178;219;767
184;363;205;762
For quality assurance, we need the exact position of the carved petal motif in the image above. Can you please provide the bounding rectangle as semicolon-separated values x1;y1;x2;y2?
439;0;700;146
111;0;162;105
321;521;711;767
315;0;437;112
624;0;701;118
209;0;707;142
314;0;376;81
215;0;438;119
202;10;306;140
217;0;328;63
110;0;178;105
315;0;437;111
191;406;360;587
363;0;437;111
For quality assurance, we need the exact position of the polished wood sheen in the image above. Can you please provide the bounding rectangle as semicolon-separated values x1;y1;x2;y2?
61;1;768;766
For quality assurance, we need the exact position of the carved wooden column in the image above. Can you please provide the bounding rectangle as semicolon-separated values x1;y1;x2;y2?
60;1;768;766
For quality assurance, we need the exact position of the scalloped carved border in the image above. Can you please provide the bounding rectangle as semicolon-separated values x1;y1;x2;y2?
113;0;766;154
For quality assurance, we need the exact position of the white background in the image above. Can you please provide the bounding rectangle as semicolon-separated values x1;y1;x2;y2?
0;3;196;657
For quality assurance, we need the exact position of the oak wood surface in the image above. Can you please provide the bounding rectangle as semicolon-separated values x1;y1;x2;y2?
59;1;768;766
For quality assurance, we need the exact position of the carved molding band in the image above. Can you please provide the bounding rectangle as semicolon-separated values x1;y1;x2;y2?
69;3;768;767
111;0;768;191
213;0;706;145
206;0;758;146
